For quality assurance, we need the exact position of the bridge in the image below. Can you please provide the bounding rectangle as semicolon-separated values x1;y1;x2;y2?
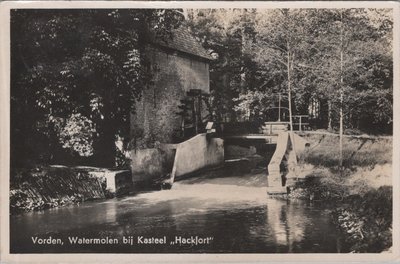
223;122;309;195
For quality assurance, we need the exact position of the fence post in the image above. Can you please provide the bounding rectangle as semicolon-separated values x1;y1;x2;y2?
299;116;302;132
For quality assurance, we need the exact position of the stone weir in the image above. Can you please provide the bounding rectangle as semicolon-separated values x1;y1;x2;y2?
130;133;225;188
129;129;308;194
266;132;309;195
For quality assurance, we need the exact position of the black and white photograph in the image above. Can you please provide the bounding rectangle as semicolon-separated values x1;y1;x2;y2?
1;1;399;261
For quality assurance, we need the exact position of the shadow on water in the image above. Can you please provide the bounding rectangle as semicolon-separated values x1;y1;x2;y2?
10;166;344;253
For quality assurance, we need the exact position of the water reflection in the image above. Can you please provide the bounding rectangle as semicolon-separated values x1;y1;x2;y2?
10;173;342;253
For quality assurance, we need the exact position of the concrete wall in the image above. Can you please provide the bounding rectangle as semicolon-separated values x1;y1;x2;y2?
266;132;310;193
290;132;310;155
130;144;176;184
130;47;210;149
267;132;290;184
130;134;224;185
102;170;132;196
171;133;224;182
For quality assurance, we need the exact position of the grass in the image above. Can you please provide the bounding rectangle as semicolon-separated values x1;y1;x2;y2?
300;134;392;169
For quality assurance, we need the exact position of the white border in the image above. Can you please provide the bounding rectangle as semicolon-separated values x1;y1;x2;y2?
0;1;399;263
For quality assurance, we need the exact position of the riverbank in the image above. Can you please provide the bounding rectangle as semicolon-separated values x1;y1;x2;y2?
10;166;134;214
290;133;392;252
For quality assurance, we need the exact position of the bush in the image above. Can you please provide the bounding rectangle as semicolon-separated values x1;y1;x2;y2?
333;186;392;252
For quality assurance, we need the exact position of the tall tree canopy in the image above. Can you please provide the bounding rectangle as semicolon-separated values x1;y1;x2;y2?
186;8;393;133
11;9;183;167
186;9;259;122
11;8;393;168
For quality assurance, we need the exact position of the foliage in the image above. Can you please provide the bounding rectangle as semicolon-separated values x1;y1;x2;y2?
10;188;85;214
186;9;260;122
11;9;184;167
233;90;274;120
311;9;393;131
54;113;96;157
334;186;392;252
253;9;392;130
11;8;393;168
186;9;393;131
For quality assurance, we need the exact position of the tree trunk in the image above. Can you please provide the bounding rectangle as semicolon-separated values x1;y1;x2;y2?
339;9;344;170
328;100;333;130
287;39;297;165
91;79;117;168
240;9;247;94
92;119;116;168
287;47;293;133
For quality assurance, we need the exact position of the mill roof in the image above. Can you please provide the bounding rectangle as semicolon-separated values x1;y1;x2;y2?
152;26;213;61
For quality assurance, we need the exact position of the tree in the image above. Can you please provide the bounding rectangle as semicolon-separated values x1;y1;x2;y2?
11;9;184;167
302;9;393;167
251;8;392;134
304;9;392;131
186;9;259;122
187;8;392;139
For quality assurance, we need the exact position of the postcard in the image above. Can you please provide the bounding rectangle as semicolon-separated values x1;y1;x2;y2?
1;1;399;263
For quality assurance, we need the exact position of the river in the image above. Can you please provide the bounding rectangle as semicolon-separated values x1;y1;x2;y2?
10;167;344;253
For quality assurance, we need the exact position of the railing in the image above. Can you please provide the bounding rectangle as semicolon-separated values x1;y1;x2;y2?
196;113;311;137
292;115;310;132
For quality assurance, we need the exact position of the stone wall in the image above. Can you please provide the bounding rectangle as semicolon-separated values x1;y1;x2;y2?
171;133;224;182
130;47;210;149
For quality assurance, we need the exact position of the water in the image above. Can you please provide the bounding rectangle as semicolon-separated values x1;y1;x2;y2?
10;169;344;253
